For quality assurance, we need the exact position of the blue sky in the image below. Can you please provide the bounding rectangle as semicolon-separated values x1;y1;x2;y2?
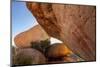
12;0;63;46
12;1;38;38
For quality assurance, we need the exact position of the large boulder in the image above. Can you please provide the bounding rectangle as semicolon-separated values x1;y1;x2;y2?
26;2;96;61
46;43;72;58
14;25;50;48
13;48;46;65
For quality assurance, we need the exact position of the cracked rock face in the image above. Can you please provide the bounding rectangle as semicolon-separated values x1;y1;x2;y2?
26;2;96;61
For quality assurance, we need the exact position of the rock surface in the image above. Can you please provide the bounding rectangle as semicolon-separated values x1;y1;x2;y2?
46;43;72;58
13;48;46;65
26;2;96;61
14;25;50;48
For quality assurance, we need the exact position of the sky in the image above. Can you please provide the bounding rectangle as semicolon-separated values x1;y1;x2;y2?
12;1;38;38
12;0;62;46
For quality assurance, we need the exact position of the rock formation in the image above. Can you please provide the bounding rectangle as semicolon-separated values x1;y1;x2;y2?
14;25;50;48
46;43;73;58
13;48;46;65
46;43;83;63
26;2;96;61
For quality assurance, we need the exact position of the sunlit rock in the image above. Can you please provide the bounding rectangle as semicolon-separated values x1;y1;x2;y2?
14;25;50;48
26;2;96;61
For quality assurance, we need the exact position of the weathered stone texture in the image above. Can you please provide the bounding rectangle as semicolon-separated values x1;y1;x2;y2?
26;2;96;61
